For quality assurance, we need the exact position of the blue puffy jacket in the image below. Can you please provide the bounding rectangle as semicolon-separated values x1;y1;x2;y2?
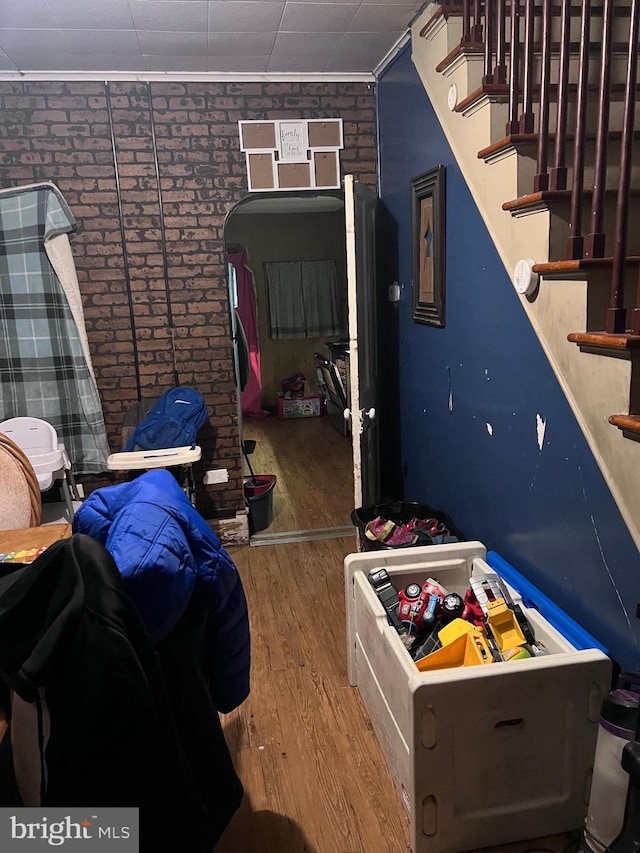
73;469;250;713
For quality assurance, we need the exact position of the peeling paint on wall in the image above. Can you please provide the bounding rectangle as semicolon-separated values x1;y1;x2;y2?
486;423;493;436
447;366;453;412
536;414;546;450
574;444;640;656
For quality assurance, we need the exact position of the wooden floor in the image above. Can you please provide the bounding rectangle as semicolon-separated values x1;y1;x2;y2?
218;535;409;853
216;414;581;853
242;413;355;538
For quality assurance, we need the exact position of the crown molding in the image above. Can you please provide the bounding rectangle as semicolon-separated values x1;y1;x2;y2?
0;70;375;84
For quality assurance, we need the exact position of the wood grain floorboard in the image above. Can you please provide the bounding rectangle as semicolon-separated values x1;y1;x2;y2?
242;414;354;535
217;537;412;853
218;416;580;852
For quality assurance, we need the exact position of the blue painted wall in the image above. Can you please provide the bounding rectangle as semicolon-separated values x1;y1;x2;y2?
376;45;640;673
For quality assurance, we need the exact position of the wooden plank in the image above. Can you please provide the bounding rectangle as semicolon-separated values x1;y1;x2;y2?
479;131;640;163
503;187;640;213
218;536;412;852
609;414;640;435
219;536;579;852
242;416;354;535
0;523;71;559
567;331;640;350
534;256;640;276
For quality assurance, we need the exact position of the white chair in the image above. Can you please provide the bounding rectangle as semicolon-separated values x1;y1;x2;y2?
106;446;202;507
0;418;79;521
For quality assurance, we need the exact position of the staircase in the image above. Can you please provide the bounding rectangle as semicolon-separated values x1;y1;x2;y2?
411;0;640;544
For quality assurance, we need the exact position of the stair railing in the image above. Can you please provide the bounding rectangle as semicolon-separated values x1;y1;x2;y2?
618;0;639;334
506;0;521;133
434;0;639;337
567;0;591;260
550;0;571;189
534;0;552;191
483;0;495;82
585;0;614;261
520;0;536;132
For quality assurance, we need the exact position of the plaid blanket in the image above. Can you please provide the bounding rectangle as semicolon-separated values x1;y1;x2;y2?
0;184;110;473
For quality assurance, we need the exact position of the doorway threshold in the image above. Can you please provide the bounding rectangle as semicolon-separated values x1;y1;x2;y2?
249;524;355;547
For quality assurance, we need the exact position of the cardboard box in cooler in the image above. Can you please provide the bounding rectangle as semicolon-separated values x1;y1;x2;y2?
344;542;611;853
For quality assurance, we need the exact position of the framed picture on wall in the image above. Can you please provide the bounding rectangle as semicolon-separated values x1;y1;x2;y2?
411;165;446;326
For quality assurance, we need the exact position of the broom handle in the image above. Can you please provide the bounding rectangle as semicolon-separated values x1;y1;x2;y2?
242;441;259;485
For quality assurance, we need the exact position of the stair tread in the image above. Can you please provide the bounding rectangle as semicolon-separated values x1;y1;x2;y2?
609;414;640;428
535;257;640;275
567;332;640;349
457;80;639;114
436;43;485;74
479;130;640;161
418;4;464;38
504;188;640;212
609;414;640;438
456;84;510;112
479;134;539;159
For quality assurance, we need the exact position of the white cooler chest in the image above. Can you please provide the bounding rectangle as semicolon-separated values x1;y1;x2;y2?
344;542;611;853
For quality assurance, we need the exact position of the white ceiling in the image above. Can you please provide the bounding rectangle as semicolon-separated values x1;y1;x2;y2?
0;0;425;78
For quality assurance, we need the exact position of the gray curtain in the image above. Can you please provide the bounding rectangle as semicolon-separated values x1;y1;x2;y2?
265;260;341;339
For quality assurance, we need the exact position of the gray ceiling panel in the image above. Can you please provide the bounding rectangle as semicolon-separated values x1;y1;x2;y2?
0;0;422;75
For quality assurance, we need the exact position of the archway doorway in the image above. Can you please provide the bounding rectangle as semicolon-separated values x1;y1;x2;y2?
224;192;355;543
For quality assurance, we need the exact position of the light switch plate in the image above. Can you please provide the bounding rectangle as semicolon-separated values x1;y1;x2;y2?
203;469;229;485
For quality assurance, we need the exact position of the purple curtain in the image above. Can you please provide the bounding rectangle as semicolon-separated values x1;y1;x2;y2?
228;249;266;417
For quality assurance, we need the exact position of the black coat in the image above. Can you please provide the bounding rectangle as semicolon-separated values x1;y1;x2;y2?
0;534;243;852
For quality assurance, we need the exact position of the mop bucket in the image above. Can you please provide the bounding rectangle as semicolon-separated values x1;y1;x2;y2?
244;474;277;533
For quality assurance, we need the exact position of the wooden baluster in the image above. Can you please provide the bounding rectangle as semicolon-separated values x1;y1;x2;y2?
506;0;521;134
534;0;553;191
550;0;571;189
494;0;507;84
585;0;614;258
483;0;495;83
567;0;591;259
519;0;535;132
614;0;640;334
473;0;483;41
463;0;472;43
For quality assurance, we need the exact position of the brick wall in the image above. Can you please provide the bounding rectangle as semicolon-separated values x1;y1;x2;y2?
0;80;377;518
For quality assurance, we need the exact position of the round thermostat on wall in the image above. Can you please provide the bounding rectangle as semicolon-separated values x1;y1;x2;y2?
513;258;539;296
447;84;458;111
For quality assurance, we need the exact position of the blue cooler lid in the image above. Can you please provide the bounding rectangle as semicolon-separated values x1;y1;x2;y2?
486;551;608;653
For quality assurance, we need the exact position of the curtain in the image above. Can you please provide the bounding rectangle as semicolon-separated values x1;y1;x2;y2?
265;259;341;339
228;248;266;417
265;261;305;339
0;183;110;473
301;260;341;337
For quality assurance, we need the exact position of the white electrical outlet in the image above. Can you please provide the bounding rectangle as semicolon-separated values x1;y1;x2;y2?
203;468;229;485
